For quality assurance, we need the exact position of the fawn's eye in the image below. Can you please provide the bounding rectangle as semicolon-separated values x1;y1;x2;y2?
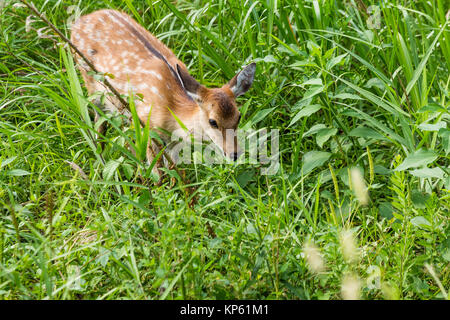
209;119;218;128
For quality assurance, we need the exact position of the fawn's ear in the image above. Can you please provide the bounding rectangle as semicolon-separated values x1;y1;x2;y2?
176;64;202;102
228;63;256;97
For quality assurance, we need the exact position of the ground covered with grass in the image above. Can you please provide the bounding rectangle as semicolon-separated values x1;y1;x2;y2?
0;0;449;299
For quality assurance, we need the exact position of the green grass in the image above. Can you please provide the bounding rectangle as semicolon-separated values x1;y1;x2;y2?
0;0;449;299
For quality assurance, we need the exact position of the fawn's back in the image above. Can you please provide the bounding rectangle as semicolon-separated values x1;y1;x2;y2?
71;9;194;131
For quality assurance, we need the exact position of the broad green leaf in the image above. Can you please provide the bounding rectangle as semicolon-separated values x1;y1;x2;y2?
250;107;276;125
289;60;319;68
236;170;254;188
307;40;321;57
0;156;16;170
365;78;385;90
7;169;31;176
302;78;323;86
349;127;388;141
103;159;122;181
302;151;331;175
379;202;393;219
326;53;347;70
410;216;432;229
323;46;337;60
438;128;450;155
122;163;135;180
418;121;446;132
301;85;324;102
417;104;447;113
411;190;430;209
254;55;277;63
374;165;390;175
333;93;363;100
303;124;326;137
316;128;337;148
443;248;450;262
395;149;438;171
288;105;321;127
410;167;445;179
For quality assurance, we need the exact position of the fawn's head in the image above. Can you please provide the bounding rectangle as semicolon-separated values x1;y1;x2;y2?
176;63;256;161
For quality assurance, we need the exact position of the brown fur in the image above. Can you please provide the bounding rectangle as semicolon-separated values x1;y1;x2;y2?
70;9;251;160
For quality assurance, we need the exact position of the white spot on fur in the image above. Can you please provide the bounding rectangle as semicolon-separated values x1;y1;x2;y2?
123;66;133;74
142;105;152;113
124;83;136;92
109;15;125;28
137;83;149;91
141;70;162;80
150;86;159;95
85;24;94;34
115;82;124;90
187;92;200;101
78;39;85;50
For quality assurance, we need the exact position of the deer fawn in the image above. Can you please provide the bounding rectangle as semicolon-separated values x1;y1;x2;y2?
70;9;255;167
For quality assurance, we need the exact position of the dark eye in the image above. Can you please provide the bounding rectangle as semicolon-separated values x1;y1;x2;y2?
209;119;218;128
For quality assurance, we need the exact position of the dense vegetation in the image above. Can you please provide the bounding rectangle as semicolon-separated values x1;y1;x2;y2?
0;0;448;299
